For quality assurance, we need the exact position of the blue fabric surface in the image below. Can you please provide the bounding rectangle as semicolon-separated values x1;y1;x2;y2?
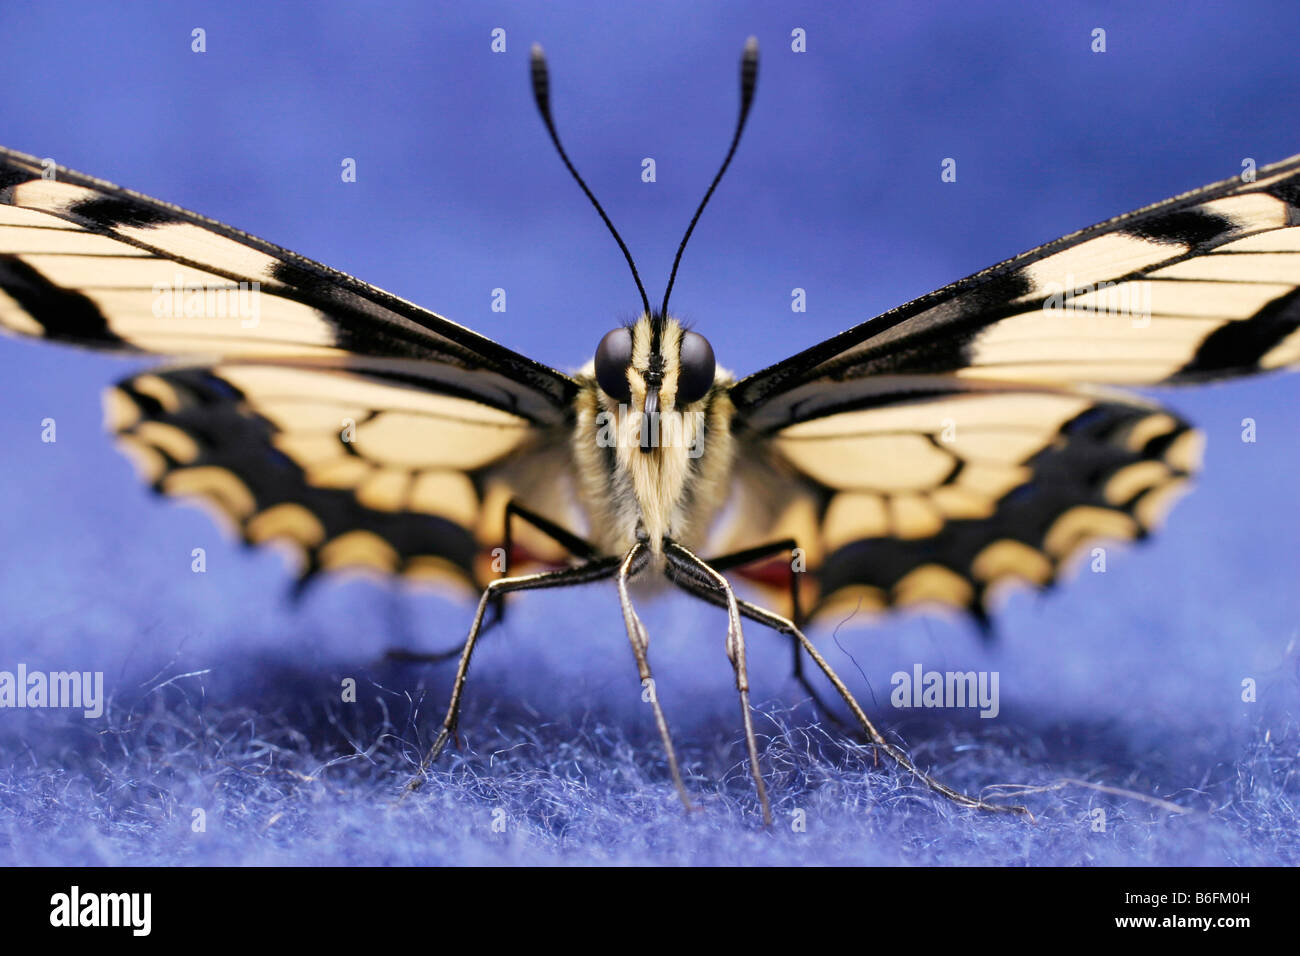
1;626;1297;866
2;0;1299;865
1;448;1296;865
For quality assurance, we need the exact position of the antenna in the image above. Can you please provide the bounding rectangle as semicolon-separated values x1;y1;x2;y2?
531;43;652;318
659;36;759;319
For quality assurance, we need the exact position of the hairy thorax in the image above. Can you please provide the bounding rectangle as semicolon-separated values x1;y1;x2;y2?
571;375;736;560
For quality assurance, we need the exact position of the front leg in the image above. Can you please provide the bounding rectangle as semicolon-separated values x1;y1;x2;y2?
665;540;773;827
615;543;693;813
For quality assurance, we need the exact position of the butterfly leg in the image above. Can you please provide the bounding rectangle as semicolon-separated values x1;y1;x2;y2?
705;537;804;626
401;555;622;796
385;501;597;664
616;542;693;813
494;499;599;626
664;541;773;826
705;539;849;730
663;568;1032;819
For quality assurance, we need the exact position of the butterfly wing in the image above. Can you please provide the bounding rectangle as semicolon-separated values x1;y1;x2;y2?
107;361;582;593
0;146;576;424
732;154;1300;427
721;155;1300;625
0;147;583;591
717;377;1200;625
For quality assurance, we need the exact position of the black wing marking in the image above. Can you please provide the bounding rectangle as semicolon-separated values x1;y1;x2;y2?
107;362;582;593
716;379;1200;626
732;154;1300;431
0;146;576;424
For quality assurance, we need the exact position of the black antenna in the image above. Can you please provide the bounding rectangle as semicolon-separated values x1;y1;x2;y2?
660;36;759;320
531;43;652;318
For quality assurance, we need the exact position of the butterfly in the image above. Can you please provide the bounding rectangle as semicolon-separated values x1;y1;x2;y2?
3;37;1299;826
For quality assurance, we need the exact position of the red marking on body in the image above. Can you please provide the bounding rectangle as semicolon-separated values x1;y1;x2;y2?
735;556;793;590
484;542;566;574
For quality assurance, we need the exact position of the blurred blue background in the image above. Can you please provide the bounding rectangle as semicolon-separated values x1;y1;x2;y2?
1;0;1297;865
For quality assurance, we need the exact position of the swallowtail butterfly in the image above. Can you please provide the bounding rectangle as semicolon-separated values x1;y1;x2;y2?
3;39;1298;824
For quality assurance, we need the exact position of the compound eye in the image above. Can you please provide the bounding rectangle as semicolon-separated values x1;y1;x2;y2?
594;327;633;403
676;331;716;405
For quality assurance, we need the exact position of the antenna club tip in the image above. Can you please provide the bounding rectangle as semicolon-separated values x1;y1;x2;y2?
744;36;758;54
530;43;549;100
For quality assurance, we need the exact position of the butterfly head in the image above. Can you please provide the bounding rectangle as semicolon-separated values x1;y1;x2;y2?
594;314;716;452
536;40;750;548
579;312;731;555
533;36;752;455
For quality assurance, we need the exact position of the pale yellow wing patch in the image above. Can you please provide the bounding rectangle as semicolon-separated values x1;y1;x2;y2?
0;145;579;424
732;153;1300;432
718;385;1199;627
104;362;580;596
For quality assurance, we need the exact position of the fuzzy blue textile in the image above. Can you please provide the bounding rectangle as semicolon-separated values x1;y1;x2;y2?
1;0;1299;865
1;400;1297;864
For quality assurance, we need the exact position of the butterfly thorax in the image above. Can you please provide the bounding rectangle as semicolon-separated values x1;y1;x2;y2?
571;316;736;559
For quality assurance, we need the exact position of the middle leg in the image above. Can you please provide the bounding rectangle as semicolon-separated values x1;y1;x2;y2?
705;538;850;728
401;555;622;796
386;500;599;665
664;562;1031;818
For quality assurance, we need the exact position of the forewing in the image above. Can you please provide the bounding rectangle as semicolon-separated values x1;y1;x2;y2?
0;146;576;424
732;154;1300;428
716;378;1201;625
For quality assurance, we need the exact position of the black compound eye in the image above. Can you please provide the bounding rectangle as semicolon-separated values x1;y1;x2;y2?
676;331;716;405
594;327;633;402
